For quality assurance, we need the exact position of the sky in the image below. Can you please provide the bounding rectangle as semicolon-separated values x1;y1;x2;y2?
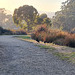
0;0;66;13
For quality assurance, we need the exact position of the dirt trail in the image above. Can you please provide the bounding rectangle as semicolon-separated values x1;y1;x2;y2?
0;35;75;75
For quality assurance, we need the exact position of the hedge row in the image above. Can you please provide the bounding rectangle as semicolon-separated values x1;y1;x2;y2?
31;25;75;48
0;27;27;35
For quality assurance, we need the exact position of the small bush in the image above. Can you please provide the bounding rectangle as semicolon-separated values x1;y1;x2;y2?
65;34;75;48
32;25;47;42
53;39;65;46
34;24;47;32
10;29;27;35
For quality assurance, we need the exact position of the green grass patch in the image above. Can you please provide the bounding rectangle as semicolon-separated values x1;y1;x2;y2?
15;35;31;39
37;45;50;49
68;52;75;63
54;52;70;60
54;52;75;63
38;44;75;64
37;44;75;64
36;44;56;52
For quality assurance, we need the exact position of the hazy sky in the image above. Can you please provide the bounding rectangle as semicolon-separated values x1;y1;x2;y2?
0;0;66;12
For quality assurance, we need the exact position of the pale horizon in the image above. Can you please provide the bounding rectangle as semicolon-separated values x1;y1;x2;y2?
0;0;66;13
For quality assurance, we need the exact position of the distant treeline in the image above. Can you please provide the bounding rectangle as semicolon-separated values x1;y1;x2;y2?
0;27;27;35
0;8;18;29
52;0;75;32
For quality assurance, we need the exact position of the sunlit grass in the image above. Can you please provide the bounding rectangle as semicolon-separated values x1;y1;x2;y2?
15;35;31;39
36;44;56;52
54;52;75;63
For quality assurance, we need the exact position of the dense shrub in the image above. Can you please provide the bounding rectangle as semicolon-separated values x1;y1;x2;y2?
10;29;27;35
3;29;12;35
0;27;4;35
0;26;27;35
0;27;12;35
31;25;75;48
31;25;47;42
53;39;65;46
65;34;75;47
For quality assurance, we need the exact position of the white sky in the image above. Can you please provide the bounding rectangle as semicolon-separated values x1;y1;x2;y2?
0;0;66;12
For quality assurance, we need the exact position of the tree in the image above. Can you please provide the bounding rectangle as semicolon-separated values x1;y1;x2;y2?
0;8;7;26
52;0;75;31
43;18;52;27
40;13;47;19
0;8;16;29
13;5;38;32
35;13;52;27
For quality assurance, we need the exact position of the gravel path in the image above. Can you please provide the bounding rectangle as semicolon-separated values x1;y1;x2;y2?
0;35;75;75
